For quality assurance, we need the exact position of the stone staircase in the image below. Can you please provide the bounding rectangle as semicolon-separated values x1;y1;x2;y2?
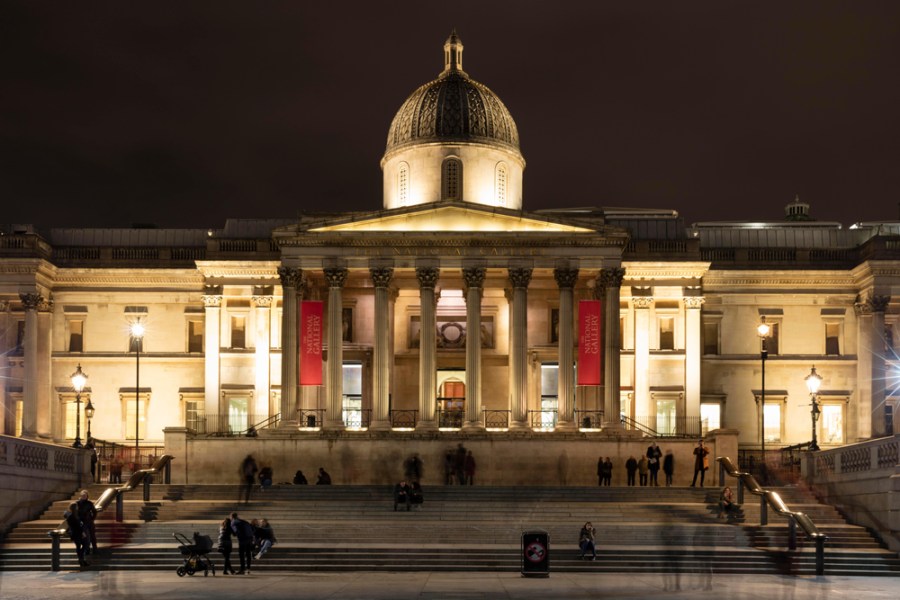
1;483;898;575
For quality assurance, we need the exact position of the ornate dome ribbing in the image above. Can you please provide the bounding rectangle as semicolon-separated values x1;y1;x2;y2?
385;32;520;155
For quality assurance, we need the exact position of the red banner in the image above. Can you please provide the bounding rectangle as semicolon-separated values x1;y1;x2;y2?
578;300;602;386
299;301;323;386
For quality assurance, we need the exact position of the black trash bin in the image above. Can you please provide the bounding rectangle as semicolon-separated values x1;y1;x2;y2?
521;529;550;577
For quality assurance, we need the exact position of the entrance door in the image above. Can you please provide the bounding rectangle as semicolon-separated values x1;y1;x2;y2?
438;379;465;428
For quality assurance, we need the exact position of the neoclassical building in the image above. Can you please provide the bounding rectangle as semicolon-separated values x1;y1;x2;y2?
1;33;898;459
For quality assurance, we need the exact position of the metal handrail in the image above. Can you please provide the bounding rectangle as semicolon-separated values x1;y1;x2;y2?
47;454;175;571
717;455;827;575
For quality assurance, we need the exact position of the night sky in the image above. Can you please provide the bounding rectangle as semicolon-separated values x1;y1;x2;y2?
3;1;900;230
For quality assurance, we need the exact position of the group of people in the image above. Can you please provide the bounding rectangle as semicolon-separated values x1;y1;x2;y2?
240;455;333;502
63;489;99;568
217;512;277;574
443;444;476;485
610;441;711;487
292;467;332;485
393;479;425;510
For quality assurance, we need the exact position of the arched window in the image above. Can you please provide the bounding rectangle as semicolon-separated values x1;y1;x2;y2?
398;162;409;205
495;162;508;206
441;158;463;201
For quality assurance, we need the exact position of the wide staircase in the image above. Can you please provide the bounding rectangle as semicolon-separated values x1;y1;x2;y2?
2;483;899;575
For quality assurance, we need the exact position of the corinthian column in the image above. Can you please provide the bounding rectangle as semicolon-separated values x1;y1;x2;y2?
599;268;625;429
277;267;303;427
416;266;440;430
632;294;654;420
252;289;273;417
554;267;579;430
683;293;704;423
463;266;486;430
870;295;891;437
508;267;532;429
369;266;394;431
202;286;223;426
323;267;349;430
19;293;43;438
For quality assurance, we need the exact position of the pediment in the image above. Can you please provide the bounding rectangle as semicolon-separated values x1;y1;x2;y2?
308;205;595;234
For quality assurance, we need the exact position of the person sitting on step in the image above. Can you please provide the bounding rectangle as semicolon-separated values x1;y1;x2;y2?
394;480;412;511
579;521;597;560
718;486;740;519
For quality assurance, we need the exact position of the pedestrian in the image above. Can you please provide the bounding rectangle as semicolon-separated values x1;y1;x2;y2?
663;450;675;487
85;439;98;483
443;450;455;485
638;455;649;486
579;521;597;560
293;470;308;484
239;454;258;504
110;455;123;484
63;502;88;568
404;453;423;483
691;440;710;487
455;443;467;485
625;456;638;486
253;518;276;560
464;451;476;485
647;442;662;486
230;512;255;574
76;489;98;555
596;456;604;486
316;467;332;485
217;517;236;574
602;457;613;486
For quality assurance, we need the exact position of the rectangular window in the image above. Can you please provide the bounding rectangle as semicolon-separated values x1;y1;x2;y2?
700;403;721;433
15;320;25;354
226;395;248;434
619;316;625;350
124;396;148;441
702;321;719;355
342;362;363;428
763;403;781;443
68;320;84;352
766;323;780;355
63;398;87;441
185;399;205;433
231;316;246;349
15;397;23;437
188;320;203;353
821;404;844;444
656;398;676;435
658;316;675;350
540;364;559;429
825;323;840;356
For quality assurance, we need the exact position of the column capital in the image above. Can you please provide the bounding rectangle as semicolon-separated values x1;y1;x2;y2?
632;297;654;309
369;267;395;288
202;294;222;308
869;294;891;313
508;267;533;289
0;299;9;312
462;266;486;288
682;296;705;309
553;267;579;290
277;266;304;289
416;267;440;289
598;267;626;289
854;298;872;316
323;267;349;288
252;295;273;308
19;293;44;311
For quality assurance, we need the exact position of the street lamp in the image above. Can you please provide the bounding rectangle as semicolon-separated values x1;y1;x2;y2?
130;321;145;465
70;364;88;448
805;365;823;451
757;316;771;479
85;397;95;442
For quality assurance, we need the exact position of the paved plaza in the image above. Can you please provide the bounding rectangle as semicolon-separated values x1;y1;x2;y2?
0;570;896;600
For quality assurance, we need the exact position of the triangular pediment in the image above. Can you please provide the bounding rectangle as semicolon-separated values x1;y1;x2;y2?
308;204;595;233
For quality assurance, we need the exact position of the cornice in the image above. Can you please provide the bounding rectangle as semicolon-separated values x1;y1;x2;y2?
195;260;281;279
277;235;628;249
52;268;204;289
622;261;710;280
702;269;857;291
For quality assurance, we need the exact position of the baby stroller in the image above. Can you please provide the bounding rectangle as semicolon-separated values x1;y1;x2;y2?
173;531;216;577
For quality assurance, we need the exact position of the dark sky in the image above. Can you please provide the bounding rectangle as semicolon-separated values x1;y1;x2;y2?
3;1;900;230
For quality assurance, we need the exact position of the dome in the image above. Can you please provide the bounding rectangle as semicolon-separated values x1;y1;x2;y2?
385;32;521;156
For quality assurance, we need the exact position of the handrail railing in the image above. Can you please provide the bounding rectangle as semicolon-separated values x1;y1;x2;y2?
718;455;827;575
47;454;175;571
205;413;280;437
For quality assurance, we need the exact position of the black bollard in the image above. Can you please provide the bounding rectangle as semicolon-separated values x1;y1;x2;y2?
760;495;768;526
50;532;61;572
143;475;151;502
116;493;124;522
815;536;826;575
788;517;797;550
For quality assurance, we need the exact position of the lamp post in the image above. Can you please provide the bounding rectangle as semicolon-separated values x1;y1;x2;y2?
70;364;88;448
130;321;145;466
85;398;95;442
805;365;823;451
757;316;771;479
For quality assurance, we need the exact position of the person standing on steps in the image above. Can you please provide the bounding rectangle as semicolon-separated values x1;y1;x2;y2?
602;457;613;486
638;454;649;486
217;516;236;574
464;450;476;485
230;512;255;574
647;442;662;486
663;450;675;487
239;455;258;504
63;502;88;568
625;456;638;486
76;489;98;555
691;440;710;487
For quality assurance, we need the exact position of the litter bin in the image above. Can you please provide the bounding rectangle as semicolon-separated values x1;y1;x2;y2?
521;529;550;577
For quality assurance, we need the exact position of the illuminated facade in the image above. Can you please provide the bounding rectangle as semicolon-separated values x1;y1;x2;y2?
1;34;898;454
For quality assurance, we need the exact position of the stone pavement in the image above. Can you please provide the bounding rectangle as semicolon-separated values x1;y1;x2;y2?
0;570;897;599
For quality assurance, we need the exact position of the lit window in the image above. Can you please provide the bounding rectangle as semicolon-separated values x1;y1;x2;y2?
185;399;205;433
342;363;363;428
656;397;676;435
659;316;675;350
442;158;462;200
495;163;507;206
398;162;409;204
188;320;203;353
540;364;559;428
231;316;246;349
763;403;781;443
63;398;86;441
825;322;840;356
124;396;148;441
700;403;721;433
821;404;843;444
68;320;84;352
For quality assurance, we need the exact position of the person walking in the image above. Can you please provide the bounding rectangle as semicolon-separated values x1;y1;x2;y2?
663;450;675;487
230;512;255;574
638;455;649;487
239;455;258;504
217;517;236;574
596;456;604;486
463;450;476;485
647;442;662;486
63;502;88;568
625;456;638;486
76;489;98;555
691;440;710;487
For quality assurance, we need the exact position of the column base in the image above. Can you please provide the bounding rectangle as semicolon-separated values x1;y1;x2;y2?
277;420;300;430
462;421;485;432
368;420;392;432
322;420;346;432
508;420;530;431
555;420;578;432
415;420;439;432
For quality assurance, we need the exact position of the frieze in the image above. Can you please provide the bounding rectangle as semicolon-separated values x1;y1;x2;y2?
278;237;627;250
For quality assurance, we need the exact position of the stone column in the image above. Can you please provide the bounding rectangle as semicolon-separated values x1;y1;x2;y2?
870;295;891;437
252;289;273;417
508;267;533;429
855;299;873;440
19;293;43;438
416;266;440;430
201;287;223;425
598;268;625;429
36;300;52;438
369;266;394;431
554;267;579;430
683;293;704;424
0;301;8;434
277;267;303;426
463;266;486;430
632;295;653;420
324;267;348;430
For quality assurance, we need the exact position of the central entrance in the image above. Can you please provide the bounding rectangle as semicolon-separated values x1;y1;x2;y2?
437;369;466;428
